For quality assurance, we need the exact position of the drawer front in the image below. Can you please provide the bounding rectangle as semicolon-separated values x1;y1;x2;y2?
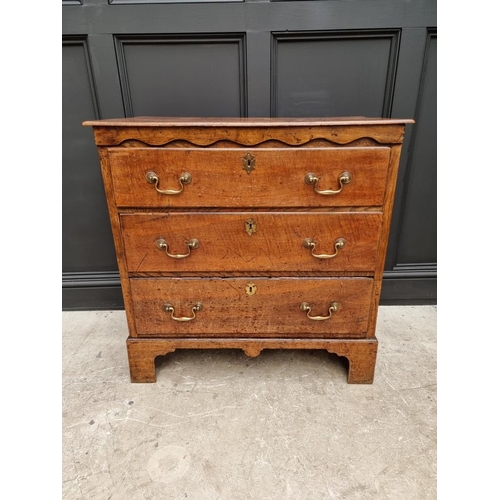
130;278;373;337
121;212;382;273
109;147;390;208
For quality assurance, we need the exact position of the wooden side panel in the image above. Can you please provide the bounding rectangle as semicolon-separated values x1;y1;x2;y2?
108;147;391;207
130;277;373;337
97;148;138;337
121;212;383;272
366;144;403;337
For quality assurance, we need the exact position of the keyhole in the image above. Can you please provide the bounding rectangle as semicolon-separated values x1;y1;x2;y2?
245;219;256;236
246;283;257;296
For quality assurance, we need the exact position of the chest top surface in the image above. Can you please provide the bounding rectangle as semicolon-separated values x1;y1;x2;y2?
83;116;413;127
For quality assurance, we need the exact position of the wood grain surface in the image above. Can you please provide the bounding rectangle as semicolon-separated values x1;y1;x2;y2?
108;147;390;208
84;119;412;148
120;212;383;273
97;148;138;337
130;277;373;337
84;116;413;127
126;337;378;384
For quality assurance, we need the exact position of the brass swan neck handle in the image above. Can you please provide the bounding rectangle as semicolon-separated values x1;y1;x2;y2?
155;238;199;259
146;171;192;195
163;302;203;322
303;238;346;259
300;301;340;321
304;171;352;195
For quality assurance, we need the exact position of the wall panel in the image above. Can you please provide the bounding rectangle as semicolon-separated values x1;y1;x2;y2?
116;35;247;117
395;31;437;267
272;30;399;118
62;38;116;274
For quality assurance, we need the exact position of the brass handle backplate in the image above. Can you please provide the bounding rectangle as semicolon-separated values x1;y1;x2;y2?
146;171;192;195
303;238;346;259
163;302;203;322
300;301;340;321
156;238;199;259
305;171;352;195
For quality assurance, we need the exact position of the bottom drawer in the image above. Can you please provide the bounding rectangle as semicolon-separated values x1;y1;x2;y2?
130;277;373;338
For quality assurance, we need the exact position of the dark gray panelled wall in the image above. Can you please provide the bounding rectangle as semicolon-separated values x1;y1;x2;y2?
62;0;437;309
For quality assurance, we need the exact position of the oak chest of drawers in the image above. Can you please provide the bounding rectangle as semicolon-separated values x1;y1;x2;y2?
84;117;412;383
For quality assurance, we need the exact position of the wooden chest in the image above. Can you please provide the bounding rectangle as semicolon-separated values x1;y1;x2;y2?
83;117;412;383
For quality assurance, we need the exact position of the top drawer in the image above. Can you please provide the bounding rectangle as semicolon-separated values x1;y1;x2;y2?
108;147;391;208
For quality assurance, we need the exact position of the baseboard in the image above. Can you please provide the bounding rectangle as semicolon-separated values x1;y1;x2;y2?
62;272;124;310
380;277;436;305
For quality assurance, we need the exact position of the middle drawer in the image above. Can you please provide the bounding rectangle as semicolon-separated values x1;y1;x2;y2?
121;212;382;273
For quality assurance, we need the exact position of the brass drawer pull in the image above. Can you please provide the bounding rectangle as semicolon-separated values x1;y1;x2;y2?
305;171;352;195
300;301;340;321
156;238;199;259
163;302;203;322
303;238;346;259
146;171;192;195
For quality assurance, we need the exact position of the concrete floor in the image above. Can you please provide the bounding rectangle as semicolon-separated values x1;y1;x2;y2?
62;306;436;500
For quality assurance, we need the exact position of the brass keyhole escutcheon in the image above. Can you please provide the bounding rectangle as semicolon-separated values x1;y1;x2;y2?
242;153;256;174
245;218;257;236
245;283;257;296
